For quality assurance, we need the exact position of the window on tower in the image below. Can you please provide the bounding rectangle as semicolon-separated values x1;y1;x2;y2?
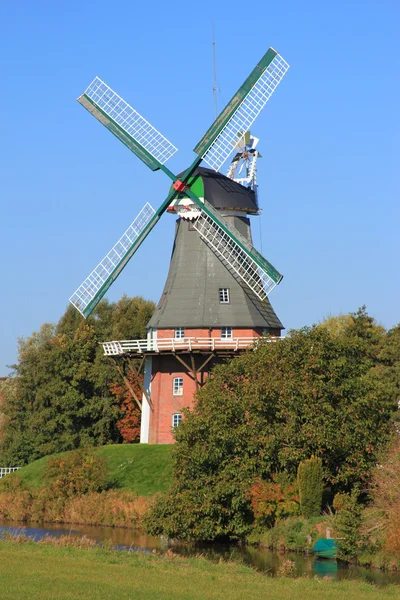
219;288;230;303
172;413;182;428
173;377;184;396
175;327;185;339
221;327;233;339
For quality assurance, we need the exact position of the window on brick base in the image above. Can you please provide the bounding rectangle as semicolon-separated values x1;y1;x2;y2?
172;413;182;428
173;377;184;396
175;327;185;339
221;326;232;339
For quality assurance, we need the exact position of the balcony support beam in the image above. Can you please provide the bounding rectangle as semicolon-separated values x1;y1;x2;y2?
127;357;153;409
113;359;142;411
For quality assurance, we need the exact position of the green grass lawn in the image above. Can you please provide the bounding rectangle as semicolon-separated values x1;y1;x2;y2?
16;444;173;496
0;541;398;600
0;542;400;600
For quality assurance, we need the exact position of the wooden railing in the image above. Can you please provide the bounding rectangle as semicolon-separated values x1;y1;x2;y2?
102;337;281;356
0;467;21;478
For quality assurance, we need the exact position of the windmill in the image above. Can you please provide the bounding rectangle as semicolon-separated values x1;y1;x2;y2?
69;47;289;443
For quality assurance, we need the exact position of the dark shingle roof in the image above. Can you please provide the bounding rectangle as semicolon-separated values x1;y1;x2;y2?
178;167;259;213
147;214;283;330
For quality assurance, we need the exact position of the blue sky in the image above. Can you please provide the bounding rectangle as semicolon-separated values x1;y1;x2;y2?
0;0;398;375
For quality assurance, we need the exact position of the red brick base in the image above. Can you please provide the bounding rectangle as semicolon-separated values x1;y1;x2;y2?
147;327;280;444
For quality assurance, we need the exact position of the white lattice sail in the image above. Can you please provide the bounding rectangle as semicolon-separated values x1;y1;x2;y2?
70;203;156;317
79;77;178;167
201;53;289;172
192;209;279;300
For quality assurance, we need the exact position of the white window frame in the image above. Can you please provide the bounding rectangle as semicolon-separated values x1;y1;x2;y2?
219;288;230;304
221;326;233;339
173;377;184;396
174;327;185;339
172;413;182;428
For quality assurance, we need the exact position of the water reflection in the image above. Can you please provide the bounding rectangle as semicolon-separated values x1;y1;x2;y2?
0;521;399;586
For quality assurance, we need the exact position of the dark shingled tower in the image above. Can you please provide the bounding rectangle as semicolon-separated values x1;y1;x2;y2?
148;170;282;330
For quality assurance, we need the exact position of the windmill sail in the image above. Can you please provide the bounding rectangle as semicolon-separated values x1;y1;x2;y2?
194;48;289;172
188;201;282;300
70;203;156;318
78;77;178;171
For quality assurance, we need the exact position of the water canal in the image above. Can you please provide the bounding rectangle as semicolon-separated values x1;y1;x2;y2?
1;521;399;586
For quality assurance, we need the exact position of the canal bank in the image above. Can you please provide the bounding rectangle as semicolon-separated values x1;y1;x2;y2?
1;521;400;587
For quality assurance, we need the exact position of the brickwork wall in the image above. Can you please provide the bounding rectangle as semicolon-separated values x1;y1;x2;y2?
156;327;280;339
148;354;217;444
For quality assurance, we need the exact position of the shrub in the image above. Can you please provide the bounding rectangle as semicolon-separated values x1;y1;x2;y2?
333;486;363;559
0;489;32;522
0;450;153;527
297;456;323;518
43;449;107;499
255;516;321;551
0;485;151;528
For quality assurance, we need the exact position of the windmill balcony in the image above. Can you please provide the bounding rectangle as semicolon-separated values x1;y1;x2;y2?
101;336;281;356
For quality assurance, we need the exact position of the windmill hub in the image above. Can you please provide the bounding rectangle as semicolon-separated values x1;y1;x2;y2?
172;180;187;193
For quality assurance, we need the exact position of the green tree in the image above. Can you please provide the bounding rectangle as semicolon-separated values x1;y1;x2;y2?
147;311;391;541
111;295;155;340
319;313;353;335
0;377;18;435
369;323;400;410
0;323;118;464
0;296;155;465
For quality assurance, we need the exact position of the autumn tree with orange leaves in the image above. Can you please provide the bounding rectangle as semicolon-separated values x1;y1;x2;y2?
109;371;141;443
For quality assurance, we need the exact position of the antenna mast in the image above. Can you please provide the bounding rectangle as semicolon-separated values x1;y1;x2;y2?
212;22;219;118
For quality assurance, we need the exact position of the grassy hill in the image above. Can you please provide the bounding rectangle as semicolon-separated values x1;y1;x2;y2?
16;444;174;497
